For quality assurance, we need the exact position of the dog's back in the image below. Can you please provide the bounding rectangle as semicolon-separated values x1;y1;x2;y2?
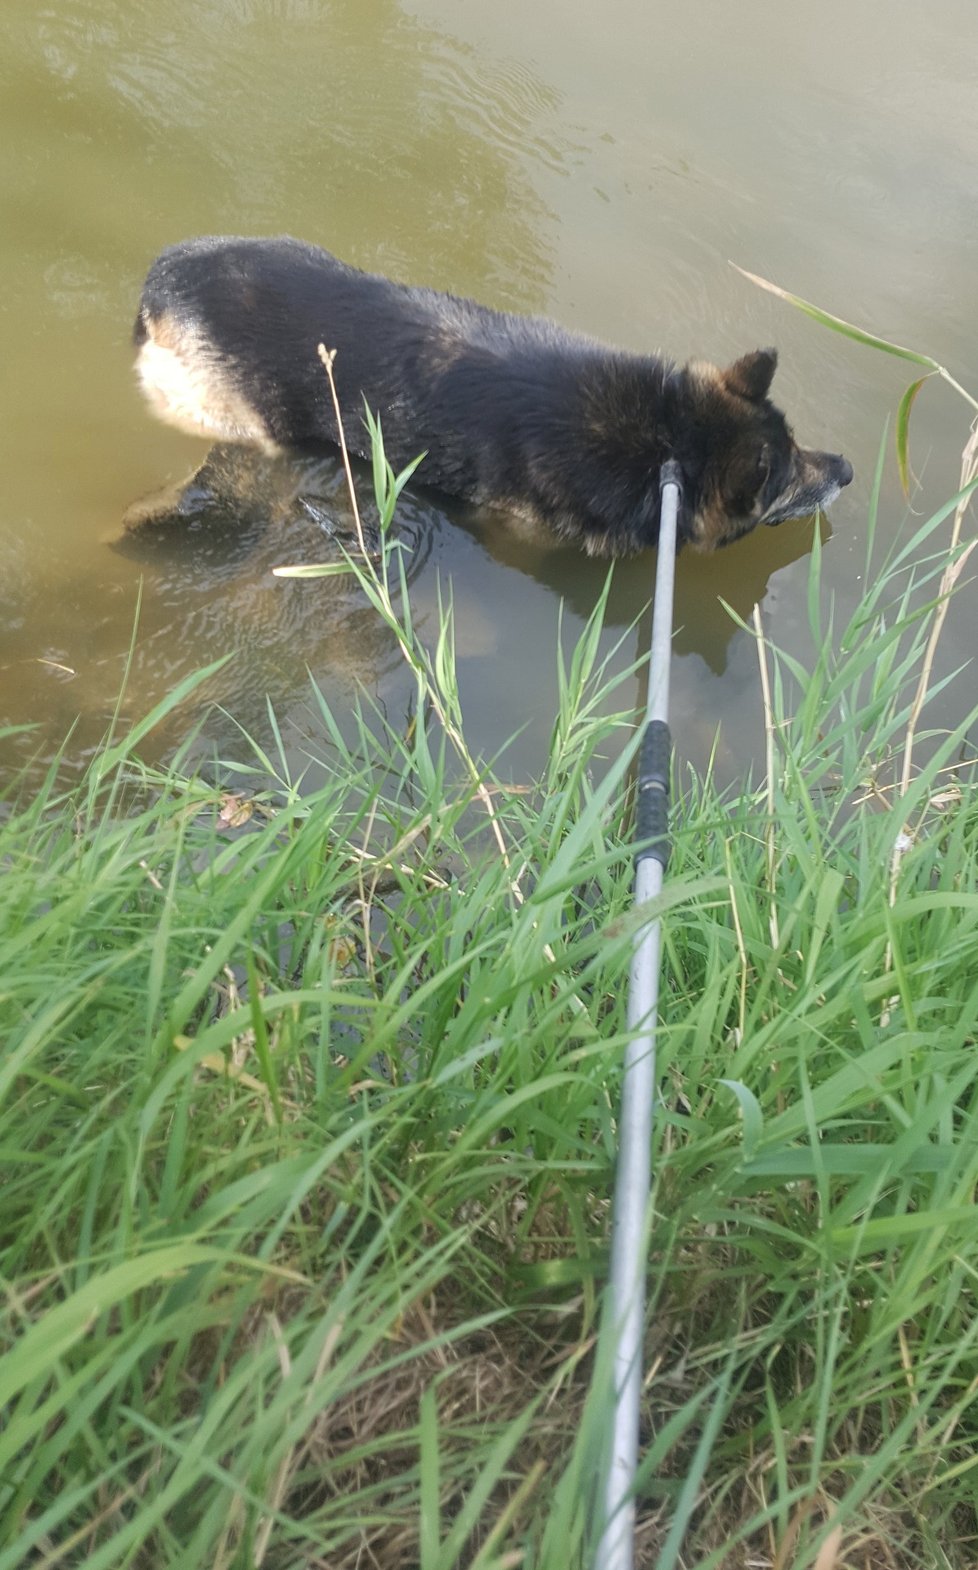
137;237;579;433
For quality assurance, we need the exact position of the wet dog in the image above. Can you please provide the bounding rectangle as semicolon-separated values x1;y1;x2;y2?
134;235;852;555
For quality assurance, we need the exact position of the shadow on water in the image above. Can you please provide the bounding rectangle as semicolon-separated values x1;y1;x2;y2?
451;496;828;675
122;441;826;689
15;446;828;787
0;447;434;783
110;446;438;769
0;421;826;788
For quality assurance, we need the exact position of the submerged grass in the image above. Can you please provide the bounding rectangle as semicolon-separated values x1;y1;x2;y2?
2;418;978;1568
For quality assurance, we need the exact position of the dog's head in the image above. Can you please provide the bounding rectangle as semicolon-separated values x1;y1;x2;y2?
681;349;852;551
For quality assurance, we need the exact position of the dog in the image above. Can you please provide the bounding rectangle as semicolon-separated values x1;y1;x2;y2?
133;235;852;556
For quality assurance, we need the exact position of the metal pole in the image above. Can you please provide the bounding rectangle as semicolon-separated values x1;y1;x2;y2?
594;460;683;1570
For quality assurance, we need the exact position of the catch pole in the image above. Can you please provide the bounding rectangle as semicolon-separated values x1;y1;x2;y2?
594;459;683;1570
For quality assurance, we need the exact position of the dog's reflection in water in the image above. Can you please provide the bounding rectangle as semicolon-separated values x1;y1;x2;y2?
114;444;433;761
120;442;379;556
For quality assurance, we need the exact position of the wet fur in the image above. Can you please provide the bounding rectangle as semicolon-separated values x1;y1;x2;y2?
134;235;852;556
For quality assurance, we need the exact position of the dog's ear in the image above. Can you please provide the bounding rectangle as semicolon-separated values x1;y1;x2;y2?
723;348;778;402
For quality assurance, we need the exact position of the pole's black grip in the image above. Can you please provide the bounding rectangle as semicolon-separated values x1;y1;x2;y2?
635;718;672;868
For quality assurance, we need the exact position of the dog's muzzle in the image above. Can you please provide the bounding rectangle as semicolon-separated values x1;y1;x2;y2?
762;451;853;526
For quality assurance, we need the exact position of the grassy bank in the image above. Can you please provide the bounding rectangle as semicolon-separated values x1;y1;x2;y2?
3;436;978;1569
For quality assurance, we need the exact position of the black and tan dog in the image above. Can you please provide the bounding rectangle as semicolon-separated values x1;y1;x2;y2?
134;235;852;555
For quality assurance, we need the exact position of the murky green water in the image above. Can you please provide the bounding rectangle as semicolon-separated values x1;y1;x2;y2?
2;1;976;784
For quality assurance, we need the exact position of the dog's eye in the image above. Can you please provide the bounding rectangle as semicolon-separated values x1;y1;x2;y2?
756;445;771;485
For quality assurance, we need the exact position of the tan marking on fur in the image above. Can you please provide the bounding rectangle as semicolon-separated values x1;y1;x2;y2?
685;359;726;394
687;495;726;551
135;312;276;449
689;492;761;553
419;323;468;378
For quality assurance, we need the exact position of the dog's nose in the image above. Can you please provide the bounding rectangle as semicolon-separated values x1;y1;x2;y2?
837;456;854;488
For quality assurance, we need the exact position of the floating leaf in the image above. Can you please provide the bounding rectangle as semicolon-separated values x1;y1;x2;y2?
218;792;255;829
327;933;359;968
272;561;357;578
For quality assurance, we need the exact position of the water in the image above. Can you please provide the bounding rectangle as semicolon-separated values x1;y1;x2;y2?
2;0;976;785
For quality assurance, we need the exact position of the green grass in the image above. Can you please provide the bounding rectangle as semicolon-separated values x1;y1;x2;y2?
2;422;978;1569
